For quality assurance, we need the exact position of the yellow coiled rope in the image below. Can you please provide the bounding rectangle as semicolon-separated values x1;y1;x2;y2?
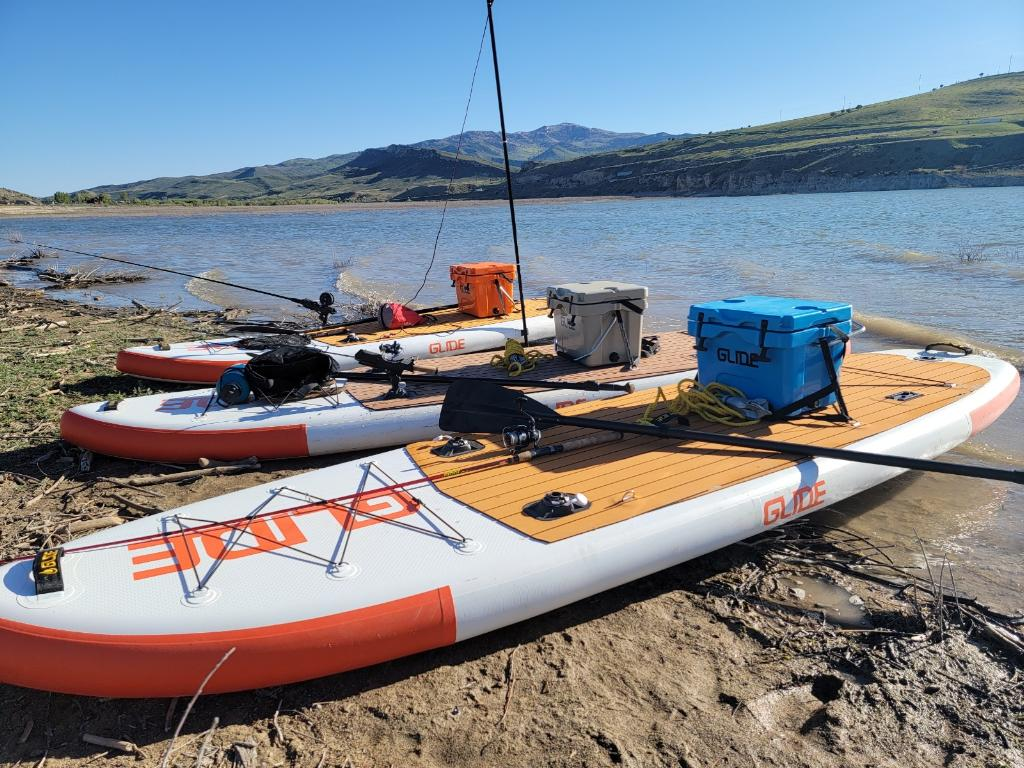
490;339;552;377
638;379;760;426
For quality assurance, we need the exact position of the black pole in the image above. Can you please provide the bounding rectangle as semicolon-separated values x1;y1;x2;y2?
486;0;530;346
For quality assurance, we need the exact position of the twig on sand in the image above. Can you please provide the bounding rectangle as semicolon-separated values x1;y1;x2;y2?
67;515;124;534
164;698;179;733
25;474;66;508
271;699;286;745
81;734;138;755
115;460;261;487
160;647;237;768
498;645;521;728
195;717;220;768
108;492;166;516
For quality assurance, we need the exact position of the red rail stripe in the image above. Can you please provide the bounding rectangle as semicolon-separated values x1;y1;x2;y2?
60;409;310;462
116;348;247;384
969;368;1020;436
0;587;456;698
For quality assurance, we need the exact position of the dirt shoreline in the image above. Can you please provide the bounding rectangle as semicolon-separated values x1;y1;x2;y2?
0;284;1022;768
0;196;645;219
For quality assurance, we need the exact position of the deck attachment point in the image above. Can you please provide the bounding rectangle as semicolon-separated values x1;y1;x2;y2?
431;436;485;458
182;587;219;607
326;562;359;581
454;538;483;555
523;491;591;521
886;391;923;402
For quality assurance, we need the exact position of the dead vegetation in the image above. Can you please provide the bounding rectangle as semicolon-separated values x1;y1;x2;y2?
0;285;1022;767
36;265;148;288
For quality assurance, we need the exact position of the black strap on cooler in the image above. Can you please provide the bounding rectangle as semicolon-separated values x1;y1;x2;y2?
771;325;852;422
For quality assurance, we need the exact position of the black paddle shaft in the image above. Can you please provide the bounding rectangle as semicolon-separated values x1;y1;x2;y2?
555;414;1023;485
341;369;632;393
438;380;1023;485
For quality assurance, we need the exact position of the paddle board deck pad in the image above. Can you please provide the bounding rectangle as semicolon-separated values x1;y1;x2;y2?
3;349;1017;697
63;333;698;462
117;299;554;383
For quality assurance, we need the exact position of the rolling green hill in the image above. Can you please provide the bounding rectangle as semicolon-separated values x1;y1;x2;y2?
86;125;673;203
0;188;39;205
502;73;1024;199
79;75;1024;204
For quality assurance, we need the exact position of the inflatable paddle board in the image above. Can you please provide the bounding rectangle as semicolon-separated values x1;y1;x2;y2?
2;349;1017;697
117;300;554;384
63;333;698;462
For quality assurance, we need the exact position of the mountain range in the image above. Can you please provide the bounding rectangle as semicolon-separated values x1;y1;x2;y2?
8;73;1022;206
86;124;681;204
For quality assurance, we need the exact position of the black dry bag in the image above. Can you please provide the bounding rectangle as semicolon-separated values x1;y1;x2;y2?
243;347;335;399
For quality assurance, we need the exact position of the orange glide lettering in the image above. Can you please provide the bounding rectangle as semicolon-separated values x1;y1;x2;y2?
762;480;828;526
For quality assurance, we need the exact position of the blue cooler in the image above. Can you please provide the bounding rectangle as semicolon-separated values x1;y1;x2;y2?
687;296;853;414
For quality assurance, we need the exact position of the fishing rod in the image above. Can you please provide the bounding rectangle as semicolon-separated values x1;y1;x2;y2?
439;380;1024;485
486;0;530;346
8;236;337;326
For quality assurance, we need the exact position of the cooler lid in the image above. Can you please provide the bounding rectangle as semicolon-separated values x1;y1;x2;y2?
450;262;516;277
547;281;648;305
687;296;852;332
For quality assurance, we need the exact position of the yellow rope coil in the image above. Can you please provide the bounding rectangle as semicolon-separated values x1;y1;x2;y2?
490;339;552;377
638;379;760;426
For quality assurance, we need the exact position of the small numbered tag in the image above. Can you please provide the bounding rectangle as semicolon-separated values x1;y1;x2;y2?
32;548;65;595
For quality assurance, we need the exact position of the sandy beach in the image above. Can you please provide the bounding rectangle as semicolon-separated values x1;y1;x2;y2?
0;283;1021;768
0;197;644;220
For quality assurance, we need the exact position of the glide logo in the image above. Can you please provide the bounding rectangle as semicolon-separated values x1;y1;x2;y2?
762;480;827;525
716;347;760;368
427;338;466;355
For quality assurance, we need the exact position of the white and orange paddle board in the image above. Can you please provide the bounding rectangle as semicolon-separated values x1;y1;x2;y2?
2;349;1017;697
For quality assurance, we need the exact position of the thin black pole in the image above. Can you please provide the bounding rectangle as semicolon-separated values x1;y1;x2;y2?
486;0;530;345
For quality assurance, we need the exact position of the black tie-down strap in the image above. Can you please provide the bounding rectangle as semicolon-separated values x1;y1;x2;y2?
771;328;852;422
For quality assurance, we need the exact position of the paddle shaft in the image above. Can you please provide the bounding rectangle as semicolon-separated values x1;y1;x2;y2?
340;369;633;393
548;414;1023;485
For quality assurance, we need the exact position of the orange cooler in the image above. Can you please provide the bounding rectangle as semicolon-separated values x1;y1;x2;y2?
449;262;517;318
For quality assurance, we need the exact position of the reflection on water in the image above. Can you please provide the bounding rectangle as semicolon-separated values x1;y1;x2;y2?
2;186;1022;610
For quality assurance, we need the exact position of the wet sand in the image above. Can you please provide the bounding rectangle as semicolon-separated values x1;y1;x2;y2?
0;285;1021;767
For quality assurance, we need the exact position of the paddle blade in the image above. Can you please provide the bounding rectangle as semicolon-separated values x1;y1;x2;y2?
439;380;559;434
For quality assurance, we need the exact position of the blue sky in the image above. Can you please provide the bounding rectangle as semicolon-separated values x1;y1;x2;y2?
2;0;1022;196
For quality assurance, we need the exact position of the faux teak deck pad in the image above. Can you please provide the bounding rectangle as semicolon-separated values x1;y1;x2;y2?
344;329;698;411
311;298;549;346
409;353;989;542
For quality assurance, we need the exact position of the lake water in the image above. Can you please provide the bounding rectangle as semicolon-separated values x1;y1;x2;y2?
3;187;1022;612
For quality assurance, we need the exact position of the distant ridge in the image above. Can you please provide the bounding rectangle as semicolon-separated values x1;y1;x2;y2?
86;124;679;203
0;188;39;205
77;74;1024;205
504;73;1024;199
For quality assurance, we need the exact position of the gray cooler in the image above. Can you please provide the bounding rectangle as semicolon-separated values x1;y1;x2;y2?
546;281;648;367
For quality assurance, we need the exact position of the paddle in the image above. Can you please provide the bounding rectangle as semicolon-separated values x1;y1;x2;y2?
340;368;634;394
438;380;1024;485
345;348;634;394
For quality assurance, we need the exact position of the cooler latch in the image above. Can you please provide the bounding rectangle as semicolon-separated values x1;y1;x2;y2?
694;312;708;351
755;319;771;362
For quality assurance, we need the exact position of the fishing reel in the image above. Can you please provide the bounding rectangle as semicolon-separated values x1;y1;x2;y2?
501;423;542;453
379;341;403;359
298;292;336;327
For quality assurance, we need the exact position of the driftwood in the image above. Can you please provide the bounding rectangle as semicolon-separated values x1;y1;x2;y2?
81;734;138;754
198;456;259;469
67;515;124;534
108;492;165;516
37;266;147;288
112;460;261;487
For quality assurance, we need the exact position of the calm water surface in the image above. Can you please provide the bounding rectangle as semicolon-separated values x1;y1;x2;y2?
3;187;1022;611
